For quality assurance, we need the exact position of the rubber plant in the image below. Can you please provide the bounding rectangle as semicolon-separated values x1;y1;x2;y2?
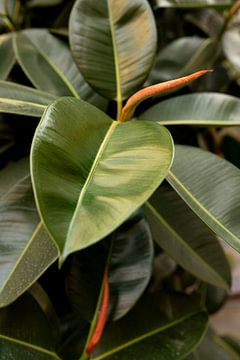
0;0;240;359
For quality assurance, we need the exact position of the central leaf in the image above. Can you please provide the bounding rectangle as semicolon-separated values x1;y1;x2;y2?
31;98;173;262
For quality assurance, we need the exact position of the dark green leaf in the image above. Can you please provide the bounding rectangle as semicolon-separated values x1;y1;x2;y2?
139;92;240;126
167;145;240;253
91;291;208;359
31;97;173;262
0;80;56;117
0;34;15;80
145;185;231;289
0;291;60;359
69;0;157;102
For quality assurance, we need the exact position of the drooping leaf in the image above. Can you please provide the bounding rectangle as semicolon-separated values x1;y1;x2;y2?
0;80;56;117
149;37;217;84
139;92;240;126
155;0;234;8
66;210;154;322
0;164;58;307
13;29;107;109
167;145;240;253
145;185;231;289
69;0;157;102
0;291;60;359
91;291;208;359
0;34;15;80
31;97;173;263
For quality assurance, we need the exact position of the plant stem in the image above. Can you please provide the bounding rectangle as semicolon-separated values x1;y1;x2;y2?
217;0;240;41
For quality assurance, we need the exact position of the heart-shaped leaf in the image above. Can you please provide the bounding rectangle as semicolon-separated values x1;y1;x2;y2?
139;92;240;126
69;0;157;103
145;185;231;289
31;97;173;263
167;145;240;253
0;80;56;117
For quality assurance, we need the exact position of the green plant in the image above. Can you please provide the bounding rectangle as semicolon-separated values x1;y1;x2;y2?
0;0;240;359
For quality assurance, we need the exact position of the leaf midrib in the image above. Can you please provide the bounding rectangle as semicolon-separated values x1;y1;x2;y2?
0;97;47;109
167;170;240;250
145;201;228;288
93;310;206;359
157;120;240;126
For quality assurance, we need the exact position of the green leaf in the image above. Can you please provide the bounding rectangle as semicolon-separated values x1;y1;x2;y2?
145;185;231;289
13;29;107;109
31;97;173;263
0;157;29;197
139;92;240;126
0;34;15;80
0;163;58;307
222;28;240;72
167;145;240;253
149;37;217;84
155;0;233;8
69;0;157;103
0;80;56;117
91;291;208;359
0;291;60;359
66;210;154;322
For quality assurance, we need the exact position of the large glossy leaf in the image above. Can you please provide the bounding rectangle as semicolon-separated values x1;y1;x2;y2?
13;29;107;109
139;92;240;126
69;0;157;103
155;0;233;8
0;34;15;80
31;97;173;262
0;291;60;359
167;145;240;253
148;37;217;84
0;80;56;117
145;185;231;289
0;164;58;307
66;210;154;322
91;291;208;359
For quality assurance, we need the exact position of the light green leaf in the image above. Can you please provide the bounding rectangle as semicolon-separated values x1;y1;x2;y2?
0;80;56;117
139;92;240;126
167;145;240;253
155;0;233;8
91;291;208;359
31;97;173;263
13;29;107;109
0;291;60;359
69;0;157;104
0;34;15;80
0;165;58;307
145;185;231;289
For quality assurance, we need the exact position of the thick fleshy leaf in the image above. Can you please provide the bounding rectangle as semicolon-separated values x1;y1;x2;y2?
0;80;56;117
155;0;233;8
0;34;15;80
167;145;240;253
91;291;208;359
0;291;60;359
69;0;157;102
187;330;240;360
0;167;58;307
31;97;173;262
139;92;240;126
145;185;231;289
149;37;217;84
13;29;107;109
66;210;154;322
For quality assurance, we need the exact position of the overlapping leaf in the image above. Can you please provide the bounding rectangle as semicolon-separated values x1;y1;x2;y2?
0;80;56;117
139;92;240;126
145;185;231;289
69;0;157;102
0;34;15;80
0;161;58;307
0;291;60;359
91;291;208;359
31;97;173;262
167;145;240;253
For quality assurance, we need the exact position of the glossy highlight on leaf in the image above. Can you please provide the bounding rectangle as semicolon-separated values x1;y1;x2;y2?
31;97;173;263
